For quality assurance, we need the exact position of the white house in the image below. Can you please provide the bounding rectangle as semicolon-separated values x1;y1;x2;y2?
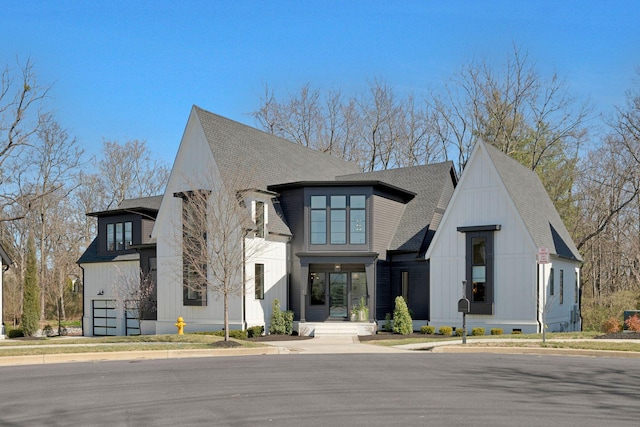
426;140;582;334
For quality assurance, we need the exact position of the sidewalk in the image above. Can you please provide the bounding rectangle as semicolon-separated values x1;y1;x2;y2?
1;336;638;366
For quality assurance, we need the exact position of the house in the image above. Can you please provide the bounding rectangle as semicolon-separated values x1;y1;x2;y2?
1;243;12;338
78;105;581;336
426;140;582;333
78;196;161;336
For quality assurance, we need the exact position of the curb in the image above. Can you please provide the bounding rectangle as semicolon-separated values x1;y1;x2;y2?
0;346;286;367
426;345;640;358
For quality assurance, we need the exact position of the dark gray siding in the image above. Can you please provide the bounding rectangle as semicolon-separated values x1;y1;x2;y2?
376;260;391;319
142;218;155;244
371;194;405;259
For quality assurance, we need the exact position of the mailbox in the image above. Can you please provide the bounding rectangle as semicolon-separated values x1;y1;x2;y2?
458;297;470;313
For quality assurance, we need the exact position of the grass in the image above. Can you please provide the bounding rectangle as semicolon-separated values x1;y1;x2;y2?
0;334;266;357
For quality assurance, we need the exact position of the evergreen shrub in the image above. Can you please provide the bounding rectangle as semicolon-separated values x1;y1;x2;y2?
247;325;264;338
420;325;435;335
392;296;413;335
455;328;465;337
7;328;24;338
490;328;504;335
269;299;293;335
471;327;485;336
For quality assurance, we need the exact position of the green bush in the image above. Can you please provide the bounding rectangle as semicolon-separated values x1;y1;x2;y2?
420;325;435;335
471;327;485;336
383;313;392;332
269;299;293;335
392;296;413;335
490;328;503;335
21;235;40;336
212;330;248;339
7;328;24;338
455;328;465;337
439;326;453;336
247;325;264;338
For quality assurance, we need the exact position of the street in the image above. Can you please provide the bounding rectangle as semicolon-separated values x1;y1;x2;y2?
1;353;638;426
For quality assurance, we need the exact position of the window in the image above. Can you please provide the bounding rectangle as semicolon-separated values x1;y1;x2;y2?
311;194;366;245
401;271;409;305
255;201;265;238
106;221;133;252
310;272;325;305
255;264;264;300
458;225;499;315
575;273;579;304
179;191;208;306
559;269;564;304
549;268;555;296
311;196;327;244
330;196;346;244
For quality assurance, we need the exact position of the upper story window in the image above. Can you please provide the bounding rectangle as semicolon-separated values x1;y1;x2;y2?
311;194;367;246
106;221;132;251
255;201;265;238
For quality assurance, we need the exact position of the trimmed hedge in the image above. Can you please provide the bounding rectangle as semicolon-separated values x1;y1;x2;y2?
455;328;465;337
247;325;264;338
439;326;453;336
490;328;504;335
420;325;436;335
471;327;485;336
7;328;24;338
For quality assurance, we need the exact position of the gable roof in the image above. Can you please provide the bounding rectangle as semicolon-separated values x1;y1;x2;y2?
483;141;582;261
194;106;361;190
338;162;456;253
194;106;362;238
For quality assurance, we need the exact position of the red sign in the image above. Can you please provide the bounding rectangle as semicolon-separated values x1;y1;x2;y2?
537;247;550;264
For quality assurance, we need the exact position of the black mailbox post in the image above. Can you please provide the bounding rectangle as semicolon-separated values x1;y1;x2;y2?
458;281;470;344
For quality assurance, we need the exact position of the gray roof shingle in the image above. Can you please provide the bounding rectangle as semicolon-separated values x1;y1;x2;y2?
483;142;582;261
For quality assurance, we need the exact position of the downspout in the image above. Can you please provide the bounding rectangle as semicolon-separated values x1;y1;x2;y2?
536;263;542;333
242;230;248;331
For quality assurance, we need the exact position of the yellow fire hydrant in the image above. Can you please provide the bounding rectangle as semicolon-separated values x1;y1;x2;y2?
175;317;186;335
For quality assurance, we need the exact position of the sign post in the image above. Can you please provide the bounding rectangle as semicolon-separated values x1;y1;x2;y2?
537;248;550;343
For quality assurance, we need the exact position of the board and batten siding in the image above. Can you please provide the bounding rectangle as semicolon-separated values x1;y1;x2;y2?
81;260;138;336
428;146;540;333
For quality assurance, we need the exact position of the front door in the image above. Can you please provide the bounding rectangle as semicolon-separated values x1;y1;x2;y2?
329;272;347;318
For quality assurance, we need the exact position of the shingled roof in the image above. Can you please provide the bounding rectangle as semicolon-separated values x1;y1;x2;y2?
338;162;456;253
483;142;582;261
194;106;361;190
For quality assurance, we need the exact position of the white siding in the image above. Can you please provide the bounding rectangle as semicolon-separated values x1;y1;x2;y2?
428;145;540;333
80;260;138;336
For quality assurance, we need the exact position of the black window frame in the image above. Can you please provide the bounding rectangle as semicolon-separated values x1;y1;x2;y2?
106;221;133;252
310;194;367;247
559;269;564;304
255;263;264;300
458;225;499;315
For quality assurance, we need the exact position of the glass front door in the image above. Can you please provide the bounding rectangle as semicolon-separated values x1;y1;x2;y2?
329;272;347;318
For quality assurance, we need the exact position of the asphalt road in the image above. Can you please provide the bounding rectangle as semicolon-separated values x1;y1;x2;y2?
1;353;638;426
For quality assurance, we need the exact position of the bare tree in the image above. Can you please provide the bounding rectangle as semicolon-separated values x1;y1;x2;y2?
112;266;157;335
173;170;266;341
97;139;170;209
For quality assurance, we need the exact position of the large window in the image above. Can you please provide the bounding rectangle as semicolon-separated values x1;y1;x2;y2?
106;221;132;251
311;194;367;245
458;225;499;315
255;264;264;300
180;191;208;306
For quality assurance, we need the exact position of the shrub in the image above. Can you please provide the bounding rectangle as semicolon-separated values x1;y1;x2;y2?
392;296;413;335
7;328;24;338
211;330;247;339
247;325;264;338
439;326;453;336
21;235;40;336
420;325;435;335
602;317;622;333
455;328;465;337
269;299;293;335
490;328;503;335
383;313;392;332
511;329;522;334
471;327;485;336
625;314;640;332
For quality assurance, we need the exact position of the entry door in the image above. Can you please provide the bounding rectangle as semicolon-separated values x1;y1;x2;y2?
329;272;347;318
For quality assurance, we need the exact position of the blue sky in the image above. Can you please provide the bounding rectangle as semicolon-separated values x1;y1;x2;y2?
2;1;639;166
